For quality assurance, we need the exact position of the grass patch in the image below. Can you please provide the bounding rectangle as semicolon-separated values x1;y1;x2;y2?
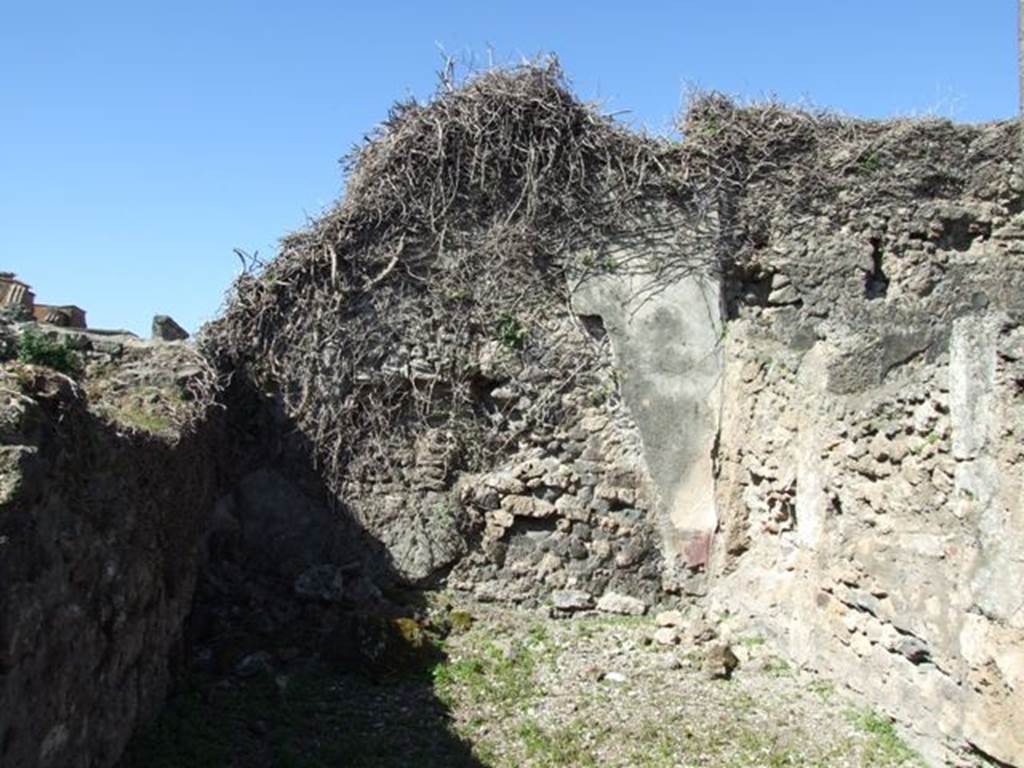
115;404;175;433
760;656;794;678
806;678;836;701
518;719;599;768
847;708;923;766
622;717;839;768
495;312;528;350
572;614;649;636
433;630;540;714
738;634;767;648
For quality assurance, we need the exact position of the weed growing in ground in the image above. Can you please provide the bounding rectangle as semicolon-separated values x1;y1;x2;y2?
433;629;539;714
518;719;599;768
848;708;923;766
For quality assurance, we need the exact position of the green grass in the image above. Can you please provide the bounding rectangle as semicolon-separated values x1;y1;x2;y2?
806;678;836;701
579;250;620;274
620;715;847;768
126;609;925;768
738;634;767;648
518;719;599;768
433;630;540;714
571;614;649;637
857;151;882;175
759;656;794;678
847;708;923;766
116;404;175;433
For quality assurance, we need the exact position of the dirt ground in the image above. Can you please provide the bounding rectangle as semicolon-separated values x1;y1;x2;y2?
125;601;923;768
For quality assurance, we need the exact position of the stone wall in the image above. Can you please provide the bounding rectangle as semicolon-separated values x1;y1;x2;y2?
0;331;219;768
692;130;1024;765
434;115;1023;764
209;91;1024;765
225;306;674;613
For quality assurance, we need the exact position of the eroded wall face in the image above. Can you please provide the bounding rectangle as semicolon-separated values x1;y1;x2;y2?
551;126;1024;763
0;345;218;768
701;199;1024;765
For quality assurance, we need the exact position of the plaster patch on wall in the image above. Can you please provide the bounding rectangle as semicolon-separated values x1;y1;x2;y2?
572;266;723;572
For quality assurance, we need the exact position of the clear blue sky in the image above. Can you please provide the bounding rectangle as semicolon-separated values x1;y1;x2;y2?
1;1;1017;334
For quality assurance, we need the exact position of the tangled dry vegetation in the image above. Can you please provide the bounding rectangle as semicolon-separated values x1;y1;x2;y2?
679;91;1008;270
204;59;706;488
203;58;995;497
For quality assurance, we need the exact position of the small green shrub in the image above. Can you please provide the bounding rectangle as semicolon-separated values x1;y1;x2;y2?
580;251;619;273
496;312;528;350
16;331;80;375
857;151;882;175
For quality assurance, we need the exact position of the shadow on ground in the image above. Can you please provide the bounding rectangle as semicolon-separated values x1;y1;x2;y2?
121;372;485;768
122;655;483;768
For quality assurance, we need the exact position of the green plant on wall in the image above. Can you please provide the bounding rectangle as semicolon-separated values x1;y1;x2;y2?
857;151;882;175
496;312;528;350
16;330;80;375
580;250;619;273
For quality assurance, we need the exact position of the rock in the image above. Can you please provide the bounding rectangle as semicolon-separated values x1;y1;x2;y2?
511;456;552;480
536;551;562;578
655;609;686;628
596;592;647;616
321;615;440;677
657;653;683;670
687;619;719;645
768;282;800;305
589;539;612;563
868;433;891;462
554;495;590;521
595;482;636;506
614;540;645;568
653;626;680;646
567;537;588;560
235;651;275;678
488;509;515;529
151;314;189;341
0;353;218;768
482;471;526;495
343;575;383;605
235;469;343;580
501;494;557;518
541;465;576;490
702;643;739;680
551;589;594;611
293;565;345;603
894;635;931;664
602;671;627;684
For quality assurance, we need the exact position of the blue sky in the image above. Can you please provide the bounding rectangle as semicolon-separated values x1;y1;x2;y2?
0;1;1017;334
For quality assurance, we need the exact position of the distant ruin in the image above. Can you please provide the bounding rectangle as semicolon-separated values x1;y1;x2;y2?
0;272;87;328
